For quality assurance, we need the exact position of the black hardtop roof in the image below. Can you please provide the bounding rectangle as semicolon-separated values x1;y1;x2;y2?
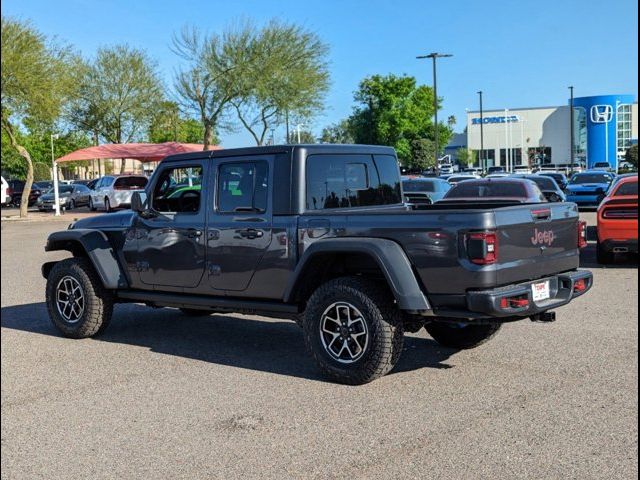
161;144;397;163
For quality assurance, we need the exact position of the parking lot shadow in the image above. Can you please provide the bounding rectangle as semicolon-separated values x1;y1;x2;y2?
0;302;456;383
580;243;638;269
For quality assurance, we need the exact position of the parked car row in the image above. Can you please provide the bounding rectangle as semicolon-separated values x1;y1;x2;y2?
1;174;149;212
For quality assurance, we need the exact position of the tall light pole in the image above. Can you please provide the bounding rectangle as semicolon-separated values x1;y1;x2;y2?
478;91;484;171
50;134;61;216
296;124;304;144
569;86;575;174
417;52;452;171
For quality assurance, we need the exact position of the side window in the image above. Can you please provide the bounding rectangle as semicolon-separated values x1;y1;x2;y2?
218;162;269;213
103;177;114;187
151;166;203;213
306;154;402;210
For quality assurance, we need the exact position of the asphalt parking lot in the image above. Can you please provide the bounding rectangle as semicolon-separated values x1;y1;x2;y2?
1;212;637;479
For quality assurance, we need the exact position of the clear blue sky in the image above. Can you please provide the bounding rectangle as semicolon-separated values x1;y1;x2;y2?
3;0;638;148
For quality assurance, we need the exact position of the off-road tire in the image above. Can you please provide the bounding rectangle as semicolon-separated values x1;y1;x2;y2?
303;277;404;385
425;322;501;350
46;257;114;338
596;241;614;265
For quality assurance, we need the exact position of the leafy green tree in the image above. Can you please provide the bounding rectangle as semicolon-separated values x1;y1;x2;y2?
227;20;330;145
68;44;163;173
625;144;638;168
172;26;236;149
1;17;74;217
148;100;209;144
320;120;354;144
347;74;452;164
288;129;317;144
456;147;476;167
410;138;436;170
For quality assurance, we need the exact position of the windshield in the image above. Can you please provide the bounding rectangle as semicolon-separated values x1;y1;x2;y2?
446;182;527;198
527;176;557;190
570;173;612;184
614;181;638;196
402;180;436;192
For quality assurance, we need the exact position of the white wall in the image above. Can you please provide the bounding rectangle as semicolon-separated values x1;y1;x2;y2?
466;106;570;166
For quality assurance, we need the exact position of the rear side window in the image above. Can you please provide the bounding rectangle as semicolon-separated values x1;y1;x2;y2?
114;176;148;190
152;166;203;213
218;162;269;213
529;176;557;190
614;181;638;196
447;182;527;198
306;154;402;210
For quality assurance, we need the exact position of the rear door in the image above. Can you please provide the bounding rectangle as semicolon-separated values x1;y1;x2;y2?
207;157;273;292
494;203;580;284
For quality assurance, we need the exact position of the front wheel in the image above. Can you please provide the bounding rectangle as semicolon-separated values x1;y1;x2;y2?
46;257;114;338
303;277;404;385
68;199;76;210
89;198;96;211
104;197;112;212
425;322;501;350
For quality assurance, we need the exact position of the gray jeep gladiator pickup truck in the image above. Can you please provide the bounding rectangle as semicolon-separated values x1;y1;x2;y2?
42;145;593;384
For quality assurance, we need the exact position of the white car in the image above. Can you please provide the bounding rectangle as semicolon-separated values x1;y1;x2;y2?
90;175;148;212
513;165;533;174
1;176;9;205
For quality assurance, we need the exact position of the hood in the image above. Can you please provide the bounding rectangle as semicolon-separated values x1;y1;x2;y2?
70;210;135;230
40;191;72;201
566;183;609;192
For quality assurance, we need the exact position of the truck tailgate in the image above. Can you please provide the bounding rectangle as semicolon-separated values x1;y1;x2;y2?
494;203;580;285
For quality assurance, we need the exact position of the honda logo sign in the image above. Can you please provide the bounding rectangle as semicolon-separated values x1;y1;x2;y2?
590;105;613;123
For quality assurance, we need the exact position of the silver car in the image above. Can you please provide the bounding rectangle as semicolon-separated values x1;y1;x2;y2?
89;175;148;212
37;184;92;211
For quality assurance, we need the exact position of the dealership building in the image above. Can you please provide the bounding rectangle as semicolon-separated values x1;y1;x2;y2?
463;94;638;170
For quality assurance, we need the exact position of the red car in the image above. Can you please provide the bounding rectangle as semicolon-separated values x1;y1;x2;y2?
596;175;638;264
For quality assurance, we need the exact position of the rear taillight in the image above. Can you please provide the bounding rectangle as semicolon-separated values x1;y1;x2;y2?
466;231;498;265
7;188;13;196
602;208;638;219
574;278;587;292
577;221;588;249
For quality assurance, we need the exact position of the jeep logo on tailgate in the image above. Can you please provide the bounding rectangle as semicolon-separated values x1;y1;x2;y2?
531;228;555;247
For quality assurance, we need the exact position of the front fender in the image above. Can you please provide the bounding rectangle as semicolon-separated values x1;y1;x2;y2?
284;237;431;312
44;229;128;289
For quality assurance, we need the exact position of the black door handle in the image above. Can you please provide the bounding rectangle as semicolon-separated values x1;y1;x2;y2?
187;229;203;238
239;228;263;239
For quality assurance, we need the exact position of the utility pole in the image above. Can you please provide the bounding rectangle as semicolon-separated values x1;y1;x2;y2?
285;109;290;144
478;91;484;172
569;86;575;175
50;134;61;216
417;52;453;172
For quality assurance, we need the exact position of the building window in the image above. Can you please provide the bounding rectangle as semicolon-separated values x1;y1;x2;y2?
473;149;496;168
528;147;552;166
499;148;523;167
617;104;632;158
573;107;588;162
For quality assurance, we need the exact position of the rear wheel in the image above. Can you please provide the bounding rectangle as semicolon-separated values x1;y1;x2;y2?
45;258;113;338
303;277;404;385
425;321;501;350
596;241;615;264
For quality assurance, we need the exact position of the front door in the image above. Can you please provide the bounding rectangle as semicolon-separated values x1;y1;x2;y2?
136;162;207;288
207;159;273;291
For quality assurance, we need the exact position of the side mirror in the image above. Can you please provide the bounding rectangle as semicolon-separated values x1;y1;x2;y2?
131;191;147;213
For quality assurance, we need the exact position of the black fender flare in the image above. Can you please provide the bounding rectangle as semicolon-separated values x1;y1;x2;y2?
283;237;431;312
43;229;128;289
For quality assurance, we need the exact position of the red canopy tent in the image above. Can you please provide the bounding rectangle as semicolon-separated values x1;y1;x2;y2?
56;142;221;163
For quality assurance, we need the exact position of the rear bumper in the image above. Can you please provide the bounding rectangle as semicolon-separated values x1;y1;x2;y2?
433;270;593;319
599;239;638;254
